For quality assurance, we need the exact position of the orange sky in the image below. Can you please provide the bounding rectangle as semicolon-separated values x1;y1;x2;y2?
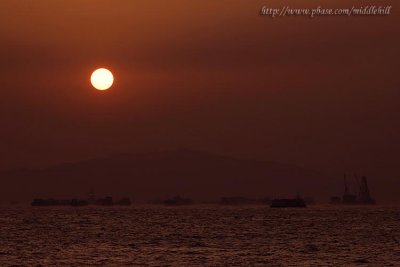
0;0;399;183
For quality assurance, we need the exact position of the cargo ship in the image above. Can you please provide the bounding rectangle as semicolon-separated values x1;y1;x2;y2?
32;190;132;207
32;196;132;206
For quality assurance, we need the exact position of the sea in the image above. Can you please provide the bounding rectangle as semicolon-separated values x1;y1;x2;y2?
1;205;400;266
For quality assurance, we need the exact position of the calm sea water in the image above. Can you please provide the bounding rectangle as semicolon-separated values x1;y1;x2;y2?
1;205;400;266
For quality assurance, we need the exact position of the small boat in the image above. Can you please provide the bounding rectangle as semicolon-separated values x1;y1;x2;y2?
270;196;307;208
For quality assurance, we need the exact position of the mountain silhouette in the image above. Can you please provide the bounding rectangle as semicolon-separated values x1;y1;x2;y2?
0;149;334;203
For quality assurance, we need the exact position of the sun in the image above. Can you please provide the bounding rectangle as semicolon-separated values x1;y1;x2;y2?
90;68;114;90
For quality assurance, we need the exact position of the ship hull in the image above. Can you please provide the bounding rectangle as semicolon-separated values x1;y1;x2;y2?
270;199;307;208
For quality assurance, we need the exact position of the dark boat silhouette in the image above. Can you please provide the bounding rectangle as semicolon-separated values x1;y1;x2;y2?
116;197;132;206
163;195;194;206
270;195;307;208
31;198;88;206
95;196;114;206
31;196;132;206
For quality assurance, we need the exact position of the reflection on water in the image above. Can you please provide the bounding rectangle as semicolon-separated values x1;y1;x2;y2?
0;206;399;266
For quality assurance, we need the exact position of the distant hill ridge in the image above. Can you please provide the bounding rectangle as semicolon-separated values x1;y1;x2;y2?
0;149;333;203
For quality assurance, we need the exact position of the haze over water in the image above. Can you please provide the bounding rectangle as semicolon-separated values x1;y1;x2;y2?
1;205;399;266
1;1;399;266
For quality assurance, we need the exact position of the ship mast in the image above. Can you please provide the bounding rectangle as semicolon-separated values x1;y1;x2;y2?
343;173;349;195
354;173;360;187
359;176;371;200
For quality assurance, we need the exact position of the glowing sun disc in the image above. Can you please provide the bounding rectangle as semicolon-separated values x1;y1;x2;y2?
91;68;114;90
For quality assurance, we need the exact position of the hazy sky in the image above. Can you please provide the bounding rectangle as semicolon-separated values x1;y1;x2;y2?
0;0;399;180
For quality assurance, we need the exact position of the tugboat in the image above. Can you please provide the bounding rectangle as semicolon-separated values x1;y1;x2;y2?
270;194;307;208
330;173;375;205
